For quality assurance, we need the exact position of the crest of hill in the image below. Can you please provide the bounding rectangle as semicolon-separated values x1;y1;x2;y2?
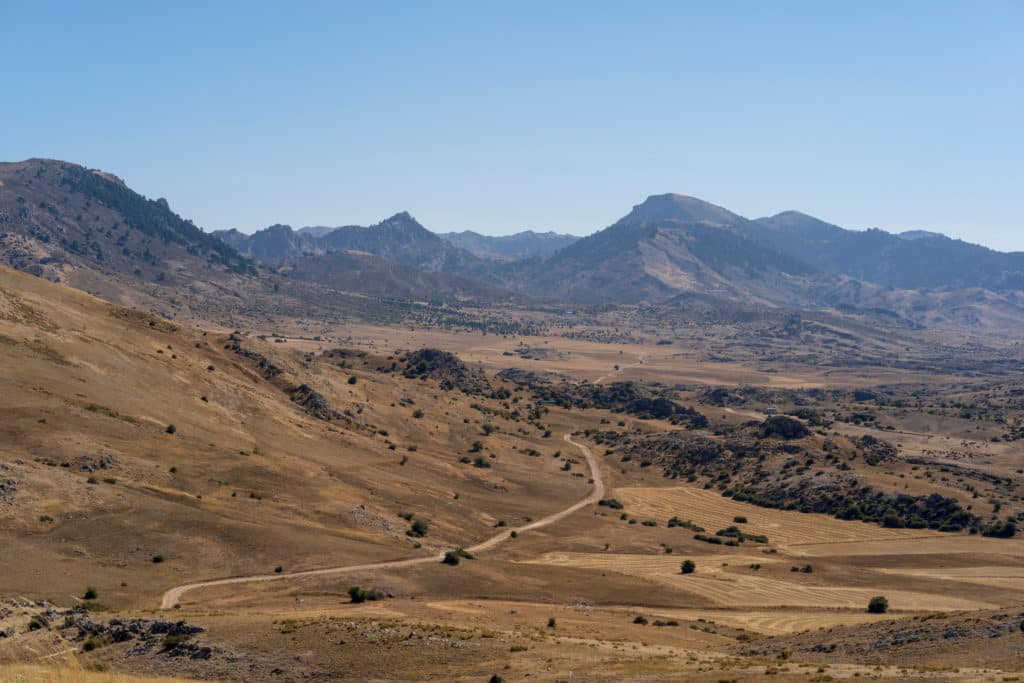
0;158;253;287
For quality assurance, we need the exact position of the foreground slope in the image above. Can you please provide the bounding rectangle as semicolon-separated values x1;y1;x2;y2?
0;265;586;608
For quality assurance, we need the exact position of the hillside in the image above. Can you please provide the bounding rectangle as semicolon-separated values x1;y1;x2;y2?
0;264;587;610
0;159;252;286
213;224;324;262
505;194;817;304
223;213;492;275
2;262;1024;680
281;249;516;302
747;210;1024;291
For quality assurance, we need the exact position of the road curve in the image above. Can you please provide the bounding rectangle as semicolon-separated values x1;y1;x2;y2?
160;432;603;609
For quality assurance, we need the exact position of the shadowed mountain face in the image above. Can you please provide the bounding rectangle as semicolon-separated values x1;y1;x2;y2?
438;230;579;260
746;211;1024;291
282;249;515;302
214;224;322;262
219;213;492;277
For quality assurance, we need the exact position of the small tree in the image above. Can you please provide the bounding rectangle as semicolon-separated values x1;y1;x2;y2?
681;560;696;574
408;518;429;537
867;596;889;613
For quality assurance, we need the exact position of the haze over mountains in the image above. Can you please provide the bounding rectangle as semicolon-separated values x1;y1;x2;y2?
4;158;1024;331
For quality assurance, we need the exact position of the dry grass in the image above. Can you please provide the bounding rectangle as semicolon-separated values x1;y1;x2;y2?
0;666;195;683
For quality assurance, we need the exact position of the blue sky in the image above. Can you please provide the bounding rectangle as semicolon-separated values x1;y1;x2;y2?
3;1;1022;249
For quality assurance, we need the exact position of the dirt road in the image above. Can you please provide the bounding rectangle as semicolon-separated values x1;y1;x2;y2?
160;432;604;609
592;353;645;384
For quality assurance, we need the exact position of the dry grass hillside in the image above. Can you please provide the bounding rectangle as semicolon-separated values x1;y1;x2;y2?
2;264;1023;681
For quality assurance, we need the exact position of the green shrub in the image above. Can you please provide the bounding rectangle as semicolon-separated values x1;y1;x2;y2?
681;560;696;574
408;518;429;537
348;586;385;603
165;424;176;434
83;587;97;600
867;596;889;613
442;547;475;565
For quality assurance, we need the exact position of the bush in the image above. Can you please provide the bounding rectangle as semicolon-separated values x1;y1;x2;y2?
165;424;176;434
547;617;556;628
982;519;1017;538
152;555;165;563
442;547;475;565
83;587;98;600
598;498;624;510
472;456;492;468
408;518;429;537
733;516;748;523
761;415;809;439
82;637;103;652
680;560;696;574
348;586;385;603
867;596;889;613
633;615;648;625
412;409;424;419
347;376;357;385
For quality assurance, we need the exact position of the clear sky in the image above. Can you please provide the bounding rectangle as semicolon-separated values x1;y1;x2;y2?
3;1;1022;249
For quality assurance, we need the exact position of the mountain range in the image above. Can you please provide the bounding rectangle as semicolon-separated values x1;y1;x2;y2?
3;158;1024;332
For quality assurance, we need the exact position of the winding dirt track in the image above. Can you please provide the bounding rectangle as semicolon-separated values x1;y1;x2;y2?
160;432;603;609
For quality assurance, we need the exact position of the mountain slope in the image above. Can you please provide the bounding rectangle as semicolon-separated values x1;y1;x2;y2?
0;159;253;287
747;211;1024;291
281;249;516;302
226;214;490;273
213;224;323;262
506;194;816;304
438;230;579;260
